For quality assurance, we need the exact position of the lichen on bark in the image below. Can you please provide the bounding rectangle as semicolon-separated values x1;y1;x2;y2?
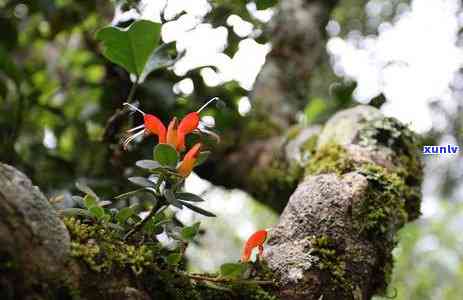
265;106;423;300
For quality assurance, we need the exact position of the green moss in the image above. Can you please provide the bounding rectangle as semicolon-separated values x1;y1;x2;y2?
357;116;423;221
64;217;158;274
305;143;354;176
353;163;419;294
358;116;423;211
308;235;352;294
285;125;303;141
299;134;318;155
64;217;278;299
356;164;408;237
300;116;422;297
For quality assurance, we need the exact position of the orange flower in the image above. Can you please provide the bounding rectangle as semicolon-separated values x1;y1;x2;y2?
177;143;201;177
144;114;167;143
240;229;268;263
122;98;218;150
166;117;178;147
176;112;199;151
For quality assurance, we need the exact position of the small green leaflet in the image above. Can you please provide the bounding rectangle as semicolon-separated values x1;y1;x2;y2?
166;253;182;266
180;222;201;241
256;0;278;10
128;176;153;187
96;20;161;76
61;208;93;218
83;194;98;209
153;144;178;167
139;41;185;82
175;192;205;202
135;160;161;170
179;201;216;217
164;189;183;209
195;151;210;167
75;181;99;200
116;207;135;224
220;263;248;279
89;206;105;220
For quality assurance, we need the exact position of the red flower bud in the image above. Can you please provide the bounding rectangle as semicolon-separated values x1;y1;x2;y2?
177;143;201;177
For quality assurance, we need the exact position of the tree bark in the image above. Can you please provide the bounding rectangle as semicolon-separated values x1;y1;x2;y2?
0;105;423;300
252;0;339;128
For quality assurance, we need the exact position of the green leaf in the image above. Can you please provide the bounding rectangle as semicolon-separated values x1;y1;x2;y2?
71;195;84;205
99;200;112;207
153;144;178;167
83;194;98;209
220;263;248;279
116;207;135;224
139;41;185;82
61;208;93;218
128;177;153;187
256;0;278;10
304;97;327;123
179;201;216;217
114;188;146;199
180;222;201;241
75;181;99;200
166;253;182;266
89;206;105;220
195;151;210;167
144;218;167;235
135;160;161;170
175;192;205;202
96;20;161;76
164;189;183;209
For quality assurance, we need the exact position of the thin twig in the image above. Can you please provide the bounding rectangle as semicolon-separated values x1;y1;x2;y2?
123;204;164;240
182;273;275;286
126;77;139;104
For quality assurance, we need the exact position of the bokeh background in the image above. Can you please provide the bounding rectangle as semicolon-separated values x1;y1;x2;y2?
1;0;462;299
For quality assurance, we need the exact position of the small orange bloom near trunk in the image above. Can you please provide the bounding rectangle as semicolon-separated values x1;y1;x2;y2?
240;229;268;262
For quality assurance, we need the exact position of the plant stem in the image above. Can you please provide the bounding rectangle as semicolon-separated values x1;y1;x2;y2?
126;77;139;103
182;273;275;286
123;202;164;240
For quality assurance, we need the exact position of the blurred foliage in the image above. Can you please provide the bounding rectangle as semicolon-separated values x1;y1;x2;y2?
0;0;247;196
375;202;463;300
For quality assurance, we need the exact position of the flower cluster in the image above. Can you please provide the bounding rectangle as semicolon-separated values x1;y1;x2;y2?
122;98;217;177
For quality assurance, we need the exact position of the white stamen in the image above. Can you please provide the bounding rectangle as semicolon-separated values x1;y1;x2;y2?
196;97;219;113
126;124;145;133
196;128;221;144
123;102;146;116
122;130;145;149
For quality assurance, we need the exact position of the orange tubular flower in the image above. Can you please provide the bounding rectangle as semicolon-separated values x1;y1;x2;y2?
122;98;218;150
177;97;219;150
176;112;199;151
166;117;178;148
240;229;268;263
122;103;166;149
144;114;167;143
177;143;201;177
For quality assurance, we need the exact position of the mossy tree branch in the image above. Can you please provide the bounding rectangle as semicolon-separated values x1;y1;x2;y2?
0;105;422;300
